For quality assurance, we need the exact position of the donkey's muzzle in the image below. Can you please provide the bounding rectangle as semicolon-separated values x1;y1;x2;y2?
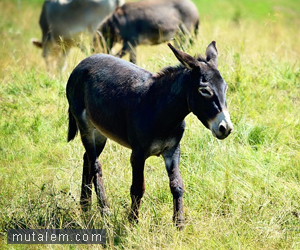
209;110;233;140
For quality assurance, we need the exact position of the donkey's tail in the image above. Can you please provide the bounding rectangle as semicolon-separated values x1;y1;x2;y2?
68;108;78;142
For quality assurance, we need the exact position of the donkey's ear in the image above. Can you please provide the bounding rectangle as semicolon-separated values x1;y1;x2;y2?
206;41;218;68
168;43;198;70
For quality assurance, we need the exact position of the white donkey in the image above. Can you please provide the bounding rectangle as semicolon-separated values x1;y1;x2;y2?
32;0;124;71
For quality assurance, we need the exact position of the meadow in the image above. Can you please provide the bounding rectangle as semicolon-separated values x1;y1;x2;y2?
0;0;300;249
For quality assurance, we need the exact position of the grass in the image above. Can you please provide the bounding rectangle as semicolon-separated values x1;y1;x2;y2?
1;0;300;249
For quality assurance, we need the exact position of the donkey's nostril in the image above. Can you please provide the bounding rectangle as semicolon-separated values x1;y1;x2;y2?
219;124;226;134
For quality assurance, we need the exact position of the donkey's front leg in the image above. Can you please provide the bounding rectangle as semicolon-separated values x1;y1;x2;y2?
115;41;129;59
163;145;185;230
128;43;137;64
116;41;137;64
128;150;145;224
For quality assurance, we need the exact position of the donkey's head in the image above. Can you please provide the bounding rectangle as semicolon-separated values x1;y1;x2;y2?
94;9;124;53
94;18;118;54
168;41;233;140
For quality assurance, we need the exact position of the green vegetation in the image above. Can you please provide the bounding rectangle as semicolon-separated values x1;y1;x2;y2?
1;0;300;249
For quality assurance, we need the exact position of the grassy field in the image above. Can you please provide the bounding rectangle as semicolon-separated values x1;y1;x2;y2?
1;0;300;249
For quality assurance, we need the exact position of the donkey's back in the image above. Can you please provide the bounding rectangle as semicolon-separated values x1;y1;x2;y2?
67;54;153;147
67;53;152;101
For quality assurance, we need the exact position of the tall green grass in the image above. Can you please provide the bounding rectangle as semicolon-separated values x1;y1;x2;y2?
1;0;300;249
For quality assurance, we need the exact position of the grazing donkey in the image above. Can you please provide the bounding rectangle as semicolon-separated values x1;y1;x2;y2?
67;41;233;230
32;0;124;71
94;0;199;64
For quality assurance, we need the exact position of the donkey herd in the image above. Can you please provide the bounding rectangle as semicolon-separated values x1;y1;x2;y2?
33;0;233;230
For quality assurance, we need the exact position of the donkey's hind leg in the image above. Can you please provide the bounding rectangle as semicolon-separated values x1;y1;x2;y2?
93;130;110;215
81;152;92;211
77;112;109;214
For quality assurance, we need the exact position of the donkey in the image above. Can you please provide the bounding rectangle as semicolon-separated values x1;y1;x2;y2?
94;0;199;64
66;41;233;230
32;0;124;71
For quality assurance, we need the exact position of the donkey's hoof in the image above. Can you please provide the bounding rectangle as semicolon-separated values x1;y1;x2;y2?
173;217;185;231
176;222;185;231
80;203;91;213
128;213;139;225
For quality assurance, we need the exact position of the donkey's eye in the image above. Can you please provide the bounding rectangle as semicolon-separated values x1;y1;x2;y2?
201;77;208;83
198;86;213;97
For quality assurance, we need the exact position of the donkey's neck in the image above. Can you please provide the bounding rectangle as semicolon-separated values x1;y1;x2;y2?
148;67;191;134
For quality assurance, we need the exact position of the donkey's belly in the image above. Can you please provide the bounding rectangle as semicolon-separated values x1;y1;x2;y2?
94;123;131;149
79;105;130;149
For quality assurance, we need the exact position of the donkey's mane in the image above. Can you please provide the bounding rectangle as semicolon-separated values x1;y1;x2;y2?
154;55;207;79
154;65;184;79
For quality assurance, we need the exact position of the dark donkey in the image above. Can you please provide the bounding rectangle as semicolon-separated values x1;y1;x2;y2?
67;41;233;230
94;0;199;64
